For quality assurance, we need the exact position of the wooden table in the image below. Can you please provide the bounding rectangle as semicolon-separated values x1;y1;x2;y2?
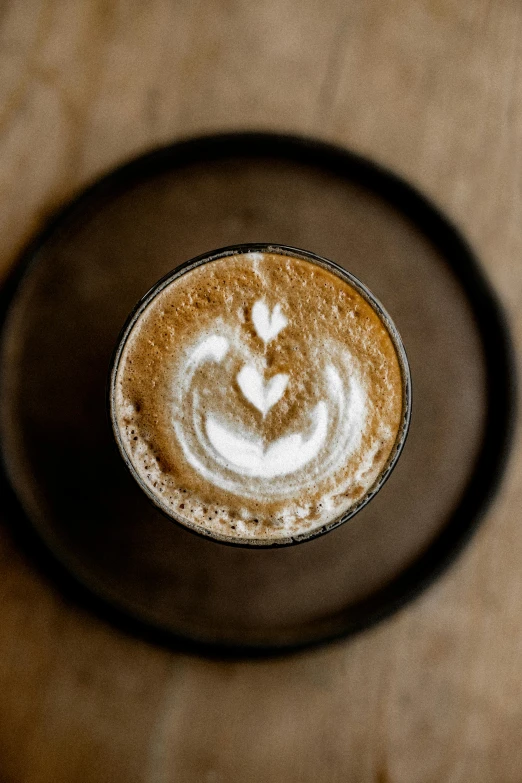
1;2;521;780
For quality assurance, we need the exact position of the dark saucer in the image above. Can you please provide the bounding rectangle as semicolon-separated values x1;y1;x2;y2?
0;133;516;654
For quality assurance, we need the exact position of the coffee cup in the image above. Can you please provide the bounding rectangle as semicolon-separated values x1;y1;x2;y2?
109;244;411;546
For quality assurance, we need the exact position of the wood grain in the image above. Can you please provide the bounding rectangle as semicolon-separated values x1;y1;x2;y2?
1;1;521;781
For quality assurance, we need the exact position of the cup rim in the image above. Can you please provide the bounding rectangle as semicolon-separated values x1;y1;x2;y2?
108;242;412;547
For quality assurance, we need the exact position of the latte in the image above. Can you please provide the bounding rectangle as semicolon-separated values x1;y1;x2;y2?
111;246;409;544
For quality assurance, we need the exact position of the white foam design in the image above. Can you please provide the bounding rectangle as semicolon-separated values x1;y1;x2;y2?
236;365;288;416
188;334;229;365
252;301;287;343
205;402;327;477
170;298;370;503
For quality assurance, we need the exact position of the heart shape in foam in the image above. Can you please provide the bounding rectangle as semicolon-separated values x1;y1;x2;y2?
252;300;287;343
237;365;289;416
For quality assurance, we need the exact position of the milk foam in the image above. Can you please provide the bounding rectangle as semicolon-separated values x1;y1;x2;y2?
114;251;404;541
172;310;368;494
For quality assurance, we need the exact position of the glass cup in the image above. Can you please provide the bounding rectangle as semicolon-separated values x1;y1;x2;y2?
108;243;411;546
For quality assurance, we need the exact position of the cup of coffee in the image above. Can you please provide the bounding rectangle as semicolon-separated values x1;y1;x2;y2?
109;244;411;546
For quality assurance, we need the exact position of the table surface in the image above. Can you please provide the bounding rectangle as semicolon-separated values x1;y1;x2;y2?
1;2;521;781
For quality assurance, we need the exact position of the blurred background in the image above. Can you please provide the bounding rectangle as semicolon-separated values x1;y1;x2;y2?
0;1;521;781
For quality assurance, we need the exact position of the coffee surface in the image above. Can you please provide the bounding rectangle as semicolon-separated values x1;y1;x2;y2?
113;251;404;541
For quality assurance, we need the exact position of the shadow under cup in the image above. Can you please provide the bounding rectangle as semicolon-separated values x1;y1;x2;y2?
0;134;513;652
108;244;412;548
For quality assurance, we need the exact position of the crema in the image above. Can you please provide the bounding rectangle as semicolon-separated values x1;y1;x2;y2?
111;248;407;543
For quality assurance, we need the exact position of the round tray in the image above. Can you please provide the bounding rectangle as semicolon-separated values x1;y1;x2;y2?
0;133;515;655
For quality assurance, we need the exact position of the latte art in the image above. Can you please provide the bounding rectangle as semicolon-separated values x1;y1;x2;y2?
112;249;407;543
175;323;367;488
